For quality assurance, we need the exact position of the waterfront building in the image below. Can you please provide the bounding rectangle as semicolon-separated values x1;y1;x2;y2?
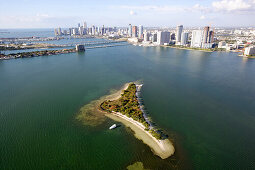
218;41;227;48
208;31;214;43
128;24;132;37
83;22;87;29
79;27;84;35
54;28;58;36
191;26;214;48
176;25;183;45
180;32;189;46
191;30;203;48
69;28;72;35
132;26;138;37
152;33;157;42
203;26;210;43
157;31;170;45
63;30;68;35
58;27;62;36
138;25;143;39
244;46;255;56
92;25;95;35
88;28;92;35
76;44;85;52
143;31;150;42
72;28;78;35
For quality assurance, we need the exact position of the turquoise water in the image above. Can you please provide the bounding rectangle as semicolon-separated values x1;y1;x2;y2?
1;31;255;169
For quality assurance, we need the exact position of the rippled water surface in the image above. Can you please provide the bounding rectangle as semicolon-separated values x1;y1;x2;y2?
1;30;255;169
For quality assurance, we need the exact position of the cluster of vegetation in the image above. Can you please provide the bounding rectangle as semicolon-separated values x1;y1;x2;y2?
149;129;162;140
100;83;150;129
0;48;76;59
100;83;168;140
0;46;23;50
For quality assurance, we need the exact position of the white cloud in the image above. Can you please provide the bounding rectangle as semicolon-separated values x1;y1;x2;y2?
191;4;211;13
0;14;79;28
113;5;184;13
200;15;206;20
129;10;137;15
212;0;255;12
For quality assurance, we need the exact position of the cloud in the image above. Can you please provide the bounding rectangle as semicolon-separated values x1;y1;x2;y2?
191;4;211;13
129;10;137;15
0;14;79;28
112;5;184;13
212;0;255;12
200;15;206;20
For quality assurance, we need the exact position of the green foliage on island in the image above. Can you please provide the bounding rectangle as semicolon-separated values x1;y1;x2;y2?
0;48;76;60
100;83;167;140
100;83;150;128
149;129;162;140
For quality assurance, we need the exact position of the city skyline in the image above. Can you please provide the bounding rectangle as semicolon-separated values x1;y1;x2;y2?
0;0;255;28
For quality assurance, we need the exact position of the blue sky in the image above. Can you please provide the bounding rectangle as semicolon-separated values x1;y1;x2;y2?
0;0;255;28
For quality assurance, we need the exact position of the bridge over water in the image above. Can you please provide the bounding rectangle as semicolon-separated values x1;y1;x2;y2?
64;40;127;47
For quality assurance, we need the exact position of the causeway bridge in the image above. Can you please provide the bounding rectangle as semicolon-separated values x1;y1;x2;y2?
64;40;127;47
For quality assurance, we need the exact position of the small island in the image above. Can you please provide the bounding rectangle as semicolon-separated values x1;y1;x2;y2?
99;83;175;159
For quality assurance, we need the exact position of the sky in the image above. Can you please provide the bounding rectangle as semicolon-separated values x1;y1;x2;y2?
0;0;255;28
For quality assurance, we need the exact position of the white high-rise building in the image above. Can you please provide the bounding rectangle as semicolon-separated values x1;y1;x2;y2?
244;46;255;56
138;25;143;39
157;31;170;45
176;25;183;44
72;28;78;35
152;33;157;42
143;31;150;42
92;25;95;35
128;24;132;37
191;30;203;48
79;26;84;35
180;32;189;46
58;27;62;35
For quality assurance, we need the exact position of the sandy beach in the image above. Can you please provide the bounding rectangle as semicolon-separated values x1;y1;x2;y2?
101;82;175;159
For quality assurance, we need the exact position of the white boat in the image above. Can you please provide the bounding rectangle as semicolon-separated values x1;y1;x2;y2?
109;124;117;130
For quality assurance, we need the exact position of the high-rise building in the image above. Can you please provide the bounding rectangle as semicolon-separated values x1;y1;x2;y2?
138;25;143;39
191;26;214;48
143;31;150;42
69;28;72;35
63;30;68;35
180;32;189;46
152;33;157;42
157;31;170;45
208;31;214;43
170;33;175;40
54;28;58;36
78;23;80;28
176;25;183;44
79;26;84;35
72;28;78;35
191;30;203;48
128;24;132;37
83;22;87;29
203;26;210;43
57;27;62;35
132;26;138;37
92;25;95;35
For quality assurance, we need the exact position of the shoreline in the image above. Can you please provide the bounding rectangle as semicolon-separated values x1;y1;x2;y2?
162;45;214;53
99;83;175;159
